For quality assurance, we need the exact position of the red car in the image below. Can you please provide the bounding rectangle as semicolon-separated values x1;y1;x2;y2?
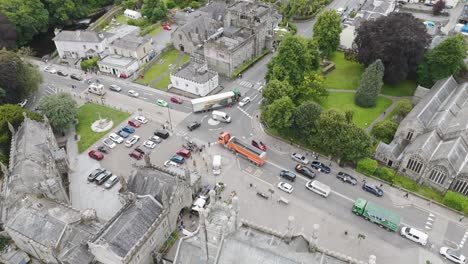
88;150;104;160
129;150;143;160
176;148;191;158
251;139;267;151
128;120;141;128
163;25;172;31
170;96;183;104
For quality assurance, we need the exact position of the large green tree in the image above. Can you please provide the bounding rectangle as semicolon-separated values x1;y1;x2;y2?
142;0;167;22
0;0;49;46
393;99;413;121
371;120;398;144
417;34;467;87
355;59;385;108
0;12;17;49
292;101;322;137
0;49;42;104
38;93;78;133
262;79;293;104
261;96;295;131
313;10;342;58
355;13;430;84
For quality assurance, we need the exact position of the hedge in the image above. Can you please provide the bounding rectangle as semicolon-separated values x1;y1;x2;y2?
230;49;270;78
443;191;468;214
375;167;394;183
356;158;378;176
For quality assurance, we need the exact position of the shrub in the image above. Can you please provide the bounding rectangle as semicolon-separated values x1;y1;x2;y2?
443;191;468;213
80;57;99;72
127;18;149;27
189;1;201;8
375;167;394;183
393;174;418;191
371;120;398;144
356;158;378;176
166;0;176;9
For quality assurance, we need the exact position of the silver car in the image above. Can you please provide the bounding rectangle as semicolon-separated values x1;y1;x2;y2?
109;84;122;92
291;152;309;165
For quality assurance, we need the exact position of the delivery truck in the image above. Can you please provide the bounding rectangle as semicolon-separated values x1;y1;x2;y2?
218;132;266;166
191;90;241;112
352;198;401;232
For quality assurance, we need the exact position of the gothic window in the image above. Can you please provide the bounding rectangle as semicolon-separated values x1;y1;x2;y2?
143;47;146;53
179;34;182;41
406;156;423;174
452;179;468;196
406;131;414;141
428;167;447;185
240;14;248;19
195;27;199;34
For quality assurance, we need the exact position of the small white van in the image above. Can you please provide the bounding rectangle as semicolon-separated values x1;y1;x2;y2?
212;111;231;123
305;180;331;197
400;226;428;246
212;155;221;175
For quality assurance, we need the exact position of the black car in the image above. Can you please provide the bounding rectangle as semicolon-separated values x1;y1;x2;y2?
57;70;68;77
295;164;316;179
70;74;83;81
336;171;357;185
310;161;331;174
279;170;296;182
97;145;109;154
362;183;383;197
135;147;145;155
88;168;105;182
187;121;201;131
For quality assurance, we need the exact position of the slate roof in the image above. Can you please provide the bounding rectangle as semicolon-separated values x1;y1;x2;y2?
227;1;270;17
53;30;109;43
127;167;178;204
172;60;217;84
109;34;151;50
198;1;228;21
177;16;223;45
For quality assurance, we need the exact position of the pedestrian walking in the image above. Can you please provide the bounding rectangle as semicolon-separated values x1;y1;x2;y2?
379;183;383;188
460;215;465;222
328;162;332;167
404;192;409;198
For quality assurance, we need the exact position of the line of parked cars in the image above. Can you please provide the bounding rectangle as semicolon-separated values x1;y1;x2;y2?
87;168;119;189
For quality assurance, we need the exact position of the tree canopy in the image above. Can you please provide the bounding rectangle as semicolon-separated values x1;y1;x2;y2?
38;93;78;133
313;10;342;58
142;0;167;23
355;59;384;108
371;120;398;144
262;79;293;104
393;99;413;121
0;12;17;49
354;13;430;85
282;0;332;19
261;96;296;131
292;101;322;137
417;34;467;87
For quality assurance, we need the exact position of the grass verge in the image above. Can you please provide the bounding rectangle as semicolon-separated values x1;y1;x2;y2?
135;49;179;86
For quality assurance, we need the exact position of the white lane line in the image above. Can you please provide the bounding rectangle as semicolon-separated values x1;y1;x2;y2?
140;97;148;100
237;106;252;119
144;92;153;95
331;190;354;202
251;94;258;101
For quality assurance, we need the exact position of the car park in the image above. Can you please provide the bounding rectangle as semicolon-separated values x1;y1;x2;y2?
277;182;294;194
109;84;122;92
187;121;201;131
336;172;357;185
143;140;156;149
135;147;145;155
135;116;148;124
104;175;119;189
97;146;109;154
400;226;428;246
362;183;383;197
88;150;103;160
95;170;113;185
171;96;183;104
154;129;170;139
129;150;143;160
57;70;68;77
44;67;57;74
280;170;296;182
291;153;309;165
176;148;191;158
103;138;116;149
239;97;251;107
121;126;135;134
295;164;316;179
311;161;331;174
128;120;141;128
149;135;162;143
128;90;139;97
70;74;83;81
109;133;124;143
170;154;185;164
440;247;466;264
156;99;168;107
164;160;179;167
125;135;140;147
88;168;104;182
117;130;130;138
251;139;266;151
305;180;331;197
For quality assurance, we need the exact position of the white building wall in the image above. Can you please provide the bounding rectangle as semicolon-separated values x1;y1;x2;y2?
98;60;139;77
54;40;107;59
170;73;218;96
7;229;58;264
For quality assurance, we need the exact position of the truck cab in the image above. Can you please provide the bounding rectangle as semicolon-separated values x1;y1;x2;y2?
352;198;367;215
88;83;105;95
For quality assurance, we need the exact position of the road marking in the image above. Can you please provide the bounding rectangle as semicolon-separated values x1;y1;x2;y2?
251;94;258;101
331;190;354;202
140;97;148;100
258;98;263;105
144;92;153;95
208;127;223;131
237;106;252;119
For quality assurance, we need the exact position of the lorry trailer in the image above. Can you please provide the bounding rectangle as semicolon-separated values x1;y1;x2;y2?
191;90;241;112
352;198;401;232
218;132;266;166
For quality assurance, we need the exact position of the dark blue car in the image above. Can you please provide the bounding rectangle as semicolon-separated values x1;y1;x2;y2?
117;130;130;138
121;126;135;134
311;161;331;174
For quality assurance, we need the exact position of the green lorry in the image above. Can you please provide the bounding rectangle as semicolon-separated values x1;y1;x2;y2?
352;198;401;232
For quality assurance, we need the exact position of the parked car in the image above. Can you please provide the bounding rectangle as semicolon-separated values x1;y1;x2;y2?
185;7;195;13
170;154;185;164
176;148;191;158
103;138;116;149
125;135;140;147
70;74;83;81
295;164;316;179
17;99;28;108
117;130;130;138
149;135;162;143
57;70;68;77
171;96;183;104
280;170;296;182
129;150;143;160
154;129;170;139
109;84;122;92
128;120;141;128
143;140;156;149
135;116;148;124
88;150;104;160
362;183;383;197
164;160;180;167
277;182;294;194
88;168;104;182
187;121;201;131
311;161;331;174
163;25;172;30
400;226;428;246
251;139;266;151
95;170;113;185
121;126;135;134
156;99;168;107
97;145;109;154
135;147;145;155
109;133;124;143
291;153;309;165
239;97;251;107
44;67;57;74
104;175;119;189
336;172;357;185
440;247;466;264
128;90;139;97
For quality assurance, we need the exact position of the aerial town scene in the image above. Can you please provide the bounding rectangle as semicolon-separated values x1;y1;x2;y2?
0;0;467;263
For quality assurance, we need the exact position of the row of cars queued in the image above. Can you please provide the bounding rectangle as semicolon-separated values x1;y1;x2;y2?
87;168;119;189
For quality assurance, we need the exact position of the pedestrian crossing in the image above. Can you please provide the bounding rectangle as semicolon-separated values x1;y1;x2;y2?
425;213;435;231
237;106;253;119
459;229;468;248
238;80;254;88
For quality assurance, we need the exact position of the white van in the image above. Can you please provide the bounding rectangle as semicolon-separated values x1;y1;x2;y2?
305;180;331;197
400;226;428;246
88;83;106;95
212;111;231;123
212;155;221;175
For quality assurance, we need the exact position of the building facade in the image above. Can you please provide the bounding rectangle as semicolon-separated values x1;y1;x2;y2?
53;29;109;59
375;77;468;195
98;54;139;78
108;34;153;64
124;9;142;20
170;60;219;96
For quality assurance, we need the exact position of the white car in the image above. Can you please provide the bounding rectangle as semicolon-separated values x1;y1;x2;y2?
125;135;140;147
291;152;309;165
239;97;251;107
102;138;116;149
44;67;57;74
164;160;179;167
17;99;28;108
440;247;466;264
128;90;139;97
143;140;156;149
277;182;294;194
149;136;162;144
135;116;148;124
109;133;124;144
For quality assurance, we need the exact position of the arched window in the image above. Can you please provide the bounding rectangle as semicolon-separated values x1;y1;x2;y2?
406;155;423;174
428;166;448;185
452;178;468;196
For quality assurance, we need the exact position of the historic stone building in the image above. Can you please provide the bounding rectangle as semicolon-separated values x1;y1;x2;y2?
375;77;468;195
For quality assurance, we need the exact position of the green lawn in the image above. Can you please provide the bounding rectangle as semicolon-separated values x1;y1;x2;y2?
148;25;162;36
76;103;130;153
115;14;127;25
135;49;181;86
318;92;393;128
323;52;364;90
381;80;417;97
152;53;190;90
